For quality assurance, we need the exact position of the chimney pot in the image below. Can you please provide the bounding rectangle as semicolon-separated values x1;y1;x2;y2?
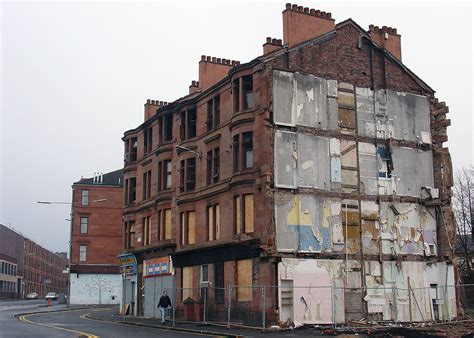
292;4;297;10
286;3;291;9
303;7;309;13
196;81;199;86
266;37;272;43
272;38;277;44
217;58;221;63
201;55;206;61
310;8;315;15
236;61;240;65
147;99;151;104
206;56;211;62
297;6;303;12
277;39;282;45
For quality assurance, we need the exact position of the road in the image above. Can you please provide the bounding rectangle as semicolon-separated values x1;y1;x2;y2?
0;300;210;337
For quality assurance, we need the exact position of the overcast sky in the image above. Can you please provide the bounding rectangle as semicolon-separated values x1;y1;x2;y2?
1;0;472;254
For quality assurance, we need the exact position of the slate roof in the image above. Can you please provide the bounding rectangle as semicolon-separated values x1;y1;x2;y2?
73;169;123;187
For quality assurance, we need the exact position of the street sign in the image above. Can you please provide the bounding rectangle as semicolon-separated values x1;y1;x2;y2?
44;279;52;284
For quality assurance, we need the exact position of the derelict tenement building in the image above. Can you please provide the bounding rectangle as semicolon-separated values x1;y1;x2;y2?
120;3;455;324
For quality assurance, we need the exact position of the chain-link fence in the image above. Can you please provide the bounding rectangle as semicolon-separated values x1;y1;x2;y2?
165;284;473;328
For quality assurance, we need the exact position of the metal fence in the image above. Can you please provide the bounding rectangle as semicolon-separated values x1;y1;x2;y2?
161;284;474;329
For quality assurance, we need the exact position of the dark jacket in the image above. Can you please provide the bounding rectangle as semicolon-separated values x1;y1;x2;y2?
158;295;172;308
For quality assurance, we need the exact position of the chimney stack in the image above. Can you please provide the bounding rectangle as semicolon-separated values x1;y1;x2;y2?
189;80;200;94
368;25;402;61
283;3;335;48
144;100;168;121
263;37;283;55
199;55;240;92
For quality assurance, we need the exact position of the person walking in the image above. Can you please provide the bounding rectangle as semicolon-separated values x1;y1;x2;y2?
158;290;172;324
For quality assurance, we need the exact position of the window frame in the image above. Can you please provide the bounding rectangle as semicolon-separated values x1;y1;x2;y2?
80;217;88;234
79;245;87;262
81;190;89;206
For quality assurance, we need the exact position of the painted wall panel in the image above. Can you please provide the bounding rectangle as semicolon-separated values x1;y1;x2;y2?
391;147;434;197
295;73;328;128
298;134;330;189
70;273;121;305
274;131;297;188
276;195;342;253
384;89;431;143
273;70;295;126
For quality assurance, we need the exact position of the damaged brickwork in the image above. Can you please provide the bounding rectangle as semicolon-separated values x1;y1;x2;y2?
121;3;456;328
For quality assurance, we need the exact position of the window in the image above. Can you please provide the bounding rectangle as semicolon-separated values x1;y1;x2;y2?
81;190;89;206
377;144;392;179
206;95;220;131
233;132;253;172
130;137;138;161
243;132;253;169
180;158;196;192
143;216;151;246
237;259;252;301
158;160;172;191
232;78;240;113
142;170;152;200
80;217;88;234
206;148;220;185
180;109;197;141
233;75;254;113
207;204;220;241
79;245;87;262
124;221;135;249
233;135;240;173
201;264;209;284
234;194;254;234
129;177;136;204
158;208;172;240
180;211;195;245
242;75;254;110
144;127;153;155
159;113;173;142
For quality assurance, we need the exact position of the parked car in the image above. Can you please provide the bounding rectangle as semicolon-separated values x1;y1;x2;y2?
45;292;58;301
26;292;38;300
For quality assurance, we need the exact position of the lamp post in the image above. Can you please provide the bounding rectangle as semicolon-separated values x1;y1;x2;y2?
37;198;107;307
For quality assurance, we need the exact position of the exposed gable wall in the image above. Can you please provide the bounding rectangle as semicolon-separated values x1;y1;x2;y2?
267;23;430;96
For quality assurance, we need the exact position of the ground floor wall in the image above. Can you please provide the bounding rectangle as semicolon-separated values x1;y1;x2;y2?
278;258;457;325
70;273;121;305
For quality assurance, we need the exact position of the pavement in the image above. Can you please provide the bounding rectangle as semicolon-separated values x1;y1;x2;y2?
87;307;281;337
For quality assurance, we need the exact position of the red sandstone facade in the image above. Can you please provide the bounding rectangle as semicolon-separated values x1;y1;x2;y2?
121;3;454;324
70;170;123;275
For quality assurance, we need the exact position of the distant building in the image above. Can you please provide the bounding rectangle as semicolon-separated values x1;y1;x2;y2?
23;238;69;298
120;3;455;325
69;170;123;305
0;224;68;299
0;225;24;299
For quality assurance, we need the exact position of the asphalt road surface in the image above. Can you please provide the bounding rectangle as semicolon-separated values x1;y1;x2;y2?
0;301;211;337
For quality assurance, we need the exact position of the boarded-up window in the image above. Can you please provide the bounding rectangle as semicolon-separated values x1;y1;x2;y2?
182;267;193;301
234;196;241;233
237;259;252;301
243;194;254;233
207;204;220;241
215;205;220;240
207;206;214;241
188;211;195;244
180;212;185;245
164;209;172;239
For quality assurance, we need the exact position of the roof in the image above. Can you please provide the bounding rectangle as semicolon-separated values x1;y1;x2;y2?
74;169;123;187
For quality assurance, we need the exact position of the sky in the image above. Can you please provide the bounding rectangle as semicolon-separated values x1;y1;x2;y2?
1;0;472;254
